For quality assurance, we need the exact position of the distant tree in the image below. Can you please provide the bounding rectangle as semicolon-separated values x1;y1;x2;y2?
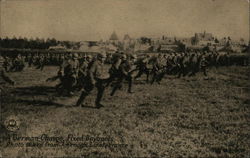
50;38;57;46
10;36;18;48
0;37;2;47
23;37;29;49
28;37;36;49
62;41;72;49
3;37;10;48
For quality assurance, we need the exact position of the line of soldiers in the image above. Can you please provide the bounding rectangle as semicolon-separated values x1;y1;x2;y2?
2;53;68;72
45;50;234;108
2;54;25;72
0;50;248;109
2;49;246;73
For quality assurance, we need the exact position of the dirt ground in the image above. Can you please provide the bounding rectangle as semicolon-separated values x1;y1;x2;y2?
0;65;250;158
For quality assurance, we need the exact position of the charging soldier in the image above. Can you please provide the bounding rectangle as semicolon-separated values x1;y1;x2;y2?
200;55;208;76
107;53;126;87
0;56;15;88
178;53;190;78
188;53;198;76
110;54;137;96
3;56;11;72
76;53;109;108
63;53;80;96
134;54;151;82
76;55;92;90
150;54;167;84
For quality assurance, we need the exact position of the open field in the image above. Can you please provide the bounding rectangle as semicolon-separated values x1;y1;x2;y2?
0;65;250;158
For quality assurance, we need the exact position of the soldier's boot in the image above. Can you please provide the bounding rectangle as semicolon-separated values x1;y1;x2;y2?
151;73;157;85
128;88;134;93
203;68;207;76
67;78;77;96
110;83;121;96
55;83;63;96
75;91;88;107
157;72;165;84
183;67;188;77
146;72;149;83
177;71;181;78
188;70;194;77
95;88;105;109
127;79;134;93
110;86;118;96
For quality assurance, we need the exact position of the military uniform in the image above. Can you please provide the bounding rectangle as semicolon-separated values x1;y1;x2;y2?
63;53;80;96
134;55;151;82
106;54;124;87
110;54;137;96
188;54;198;76
0;56;15;86
150;54;167;84
76;58;91;90
199;56;208;76
3;57;11;72
76;53;109;108
11;54;25;72
36;55;46;71
178;53;190;78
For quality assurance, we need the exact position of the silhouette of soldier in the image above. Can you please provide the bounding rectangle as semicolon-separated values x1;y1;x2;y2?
76;52;109;108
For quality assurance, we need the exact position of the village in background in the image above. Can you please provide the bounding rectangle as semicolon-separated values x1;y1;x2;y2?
0;31;249;55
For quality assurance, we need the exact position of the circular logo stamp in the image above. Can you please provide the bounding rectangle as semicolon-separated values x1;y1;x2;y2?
4;115;20;132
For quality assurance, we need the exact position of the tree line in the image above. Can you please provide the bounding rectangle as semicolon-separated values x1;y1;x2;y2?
0;37;81;50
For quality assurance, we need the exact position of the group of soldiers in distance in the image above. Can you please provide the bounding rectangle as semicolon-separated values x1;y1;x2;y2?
0;49;246;108
2;53;67;72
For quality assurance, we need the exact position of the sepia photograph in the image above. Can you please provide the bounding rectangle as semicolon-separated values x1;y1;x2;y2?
0;0;249;157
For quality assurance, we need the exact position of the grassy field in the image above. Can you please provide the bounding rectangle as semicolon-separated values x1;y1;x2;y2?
0;65;250;158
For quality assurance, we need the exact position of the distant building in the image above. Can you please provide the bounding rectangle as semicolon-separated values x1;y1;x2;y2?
109;31;119;45
195;31;213;40
158;44;180;53
48;45;66;50
123;34;132;50
104;43;118;53
123;34;131;41
192;31;214;46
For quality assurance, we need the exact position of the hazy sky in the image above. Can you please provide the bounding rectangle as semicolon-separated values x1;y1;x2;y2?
0;0;249;41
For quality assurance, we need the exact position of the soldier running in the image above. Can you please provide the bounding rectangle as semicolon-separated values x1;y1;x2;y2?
110;54;137;96
76;52;109;108
0;55;15;88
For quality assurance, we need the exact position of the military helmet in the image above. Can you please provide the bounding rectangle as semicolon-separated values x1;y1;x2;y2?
121;54;127;59
131;54;137;59
87;55;92;59
68;53;73;58
73;53;79;59
97;52;106;59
